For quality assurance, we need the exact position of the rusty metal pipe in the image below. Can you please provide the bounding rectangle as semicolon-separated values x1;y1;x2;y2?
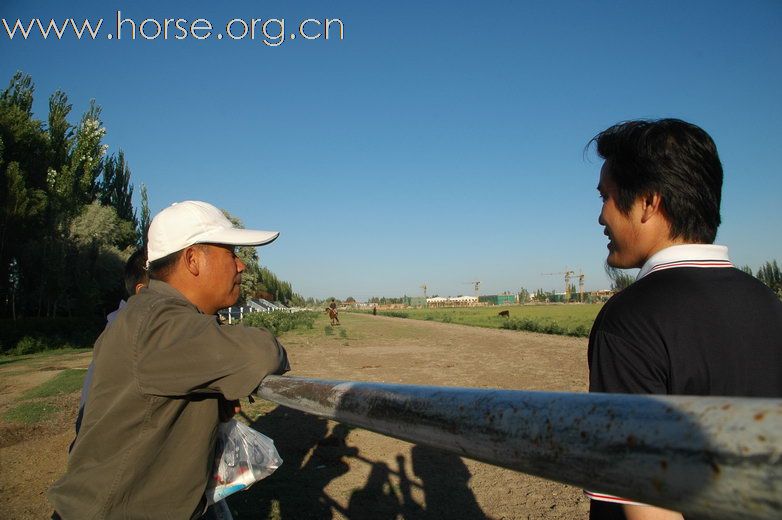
256;375;782;520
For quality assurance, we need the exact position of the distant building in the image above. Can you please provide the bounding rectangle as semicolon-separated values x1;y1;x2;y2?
479;294;518;305
426;295;480;308
248;298;282;312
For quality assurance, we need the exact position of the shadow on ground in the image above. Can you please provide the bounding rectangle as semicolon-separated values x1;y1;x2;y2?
226;405;488;520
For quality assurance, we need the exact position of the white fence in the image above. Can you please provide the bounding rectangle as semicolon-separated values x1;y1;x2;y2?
256;375;782;520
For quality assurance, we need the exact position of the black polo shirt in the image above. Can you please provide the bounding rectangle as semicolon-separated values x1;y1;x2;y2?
589;267;782;397
587;265;782;519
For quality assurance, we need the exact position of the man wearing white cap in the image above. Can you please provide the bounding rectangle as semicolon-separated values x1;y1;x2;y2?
49;201;290;519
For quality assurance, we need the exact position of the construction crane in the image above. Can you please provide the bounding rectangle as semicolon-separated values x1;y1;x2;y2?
462;281;481;297
575;271;585;302
542;270;584;302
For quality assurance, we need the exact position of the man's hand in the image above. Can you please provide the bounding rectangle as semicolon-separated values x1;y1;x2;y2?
218;398;241;422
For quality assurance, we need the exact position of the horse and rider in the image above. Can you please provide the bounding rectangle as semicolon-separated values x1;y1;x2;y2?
326;299;340;326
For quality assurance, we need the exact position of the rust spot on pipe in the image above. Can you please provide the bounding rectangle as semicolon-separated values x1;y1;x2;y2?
754;412;766;421
758;435;766;442
721;404;731;410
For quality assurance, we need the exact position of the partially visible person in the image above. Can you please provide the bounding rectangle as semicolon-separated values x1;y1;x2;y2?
73;248;149;439
50;200;290;519
586;119;782;520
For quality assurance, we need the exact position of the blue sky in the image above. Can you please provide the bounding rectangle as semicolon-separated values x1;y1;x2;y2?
2;0;780;300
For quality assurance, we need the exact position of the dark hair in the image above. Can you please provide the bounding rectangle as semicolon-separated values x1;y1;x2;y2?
147;250;183;282
124;248;149;296
589;118;723;243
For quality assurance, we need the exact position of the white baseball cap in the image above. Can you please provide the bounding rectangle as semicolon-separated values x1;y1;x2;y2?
146;201;279;264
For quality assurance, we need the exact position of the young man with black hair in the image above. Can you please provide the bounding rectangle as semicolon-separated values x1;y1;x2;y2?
586;119;782;520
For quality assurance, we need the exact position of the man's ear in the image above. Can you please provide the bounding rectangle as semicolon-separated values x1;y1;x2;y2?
183;246;202;276
640;192;664;224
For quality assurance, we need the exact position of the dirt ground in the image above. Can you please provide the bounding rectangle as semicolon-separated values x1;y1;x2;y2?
0;312;591;519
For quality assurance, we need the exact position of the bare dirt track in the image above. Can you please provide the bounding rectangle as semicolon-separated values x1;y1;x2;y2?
0;312;591;519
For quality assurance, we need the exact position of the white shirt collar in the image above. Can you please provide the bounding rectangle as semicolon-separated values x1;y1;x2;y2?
637;244;732;281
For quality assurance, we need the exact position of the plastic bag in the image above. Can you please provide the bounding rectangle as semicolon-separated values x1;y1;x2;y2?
205;419;283;505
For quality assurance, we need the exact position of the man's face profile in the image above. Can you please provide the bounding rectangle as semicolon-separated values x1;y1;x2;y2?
198;244;246;311
597;162;646;269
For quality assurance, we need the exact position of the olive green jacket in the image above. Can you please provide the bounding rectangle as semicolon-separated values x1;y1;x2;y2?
49;280;289;519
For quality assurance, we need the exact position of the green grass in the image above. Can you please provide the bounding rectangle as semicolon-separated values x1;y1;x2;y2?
22;368;88;399
364;304;602;337
3;401;58;424
2;367;88;424
0;346;92;365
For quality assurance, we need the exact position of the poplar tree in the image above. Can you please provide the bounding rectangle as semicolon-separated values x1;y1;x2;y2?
137;183;150;246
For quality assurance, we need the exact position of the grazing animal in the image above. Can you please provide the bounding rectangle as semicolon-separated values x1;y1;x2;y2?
498;310;510;318
326;307;340;326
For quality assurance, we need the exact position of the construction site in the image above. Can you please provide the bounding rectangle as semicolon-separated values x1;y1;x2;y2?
381;271;613;310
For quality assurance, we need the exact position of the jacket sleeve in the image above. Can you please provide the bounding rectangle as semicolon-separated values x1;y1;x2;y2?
134;297;289;400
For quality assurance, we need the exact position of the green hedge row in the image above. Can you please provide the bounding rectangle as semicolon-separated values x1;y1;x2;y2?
377;310;410;319
499;317;590;337
0;318;103;355
242;311;318;336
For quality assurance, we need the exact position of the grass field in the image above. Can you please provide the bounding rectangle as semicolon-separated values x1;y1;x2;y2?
3;368;88;424
363;304;602;337
0;313;590;519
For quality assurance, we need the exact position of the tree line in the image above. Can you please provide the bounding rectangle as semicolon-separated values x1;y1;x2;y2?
228;214;305;307
741;260;782;297
1;72;142;321
0;72;304;330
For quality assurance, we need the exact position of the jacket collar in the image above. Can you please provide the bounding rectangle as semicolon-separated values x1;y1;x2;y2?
146;279;202;313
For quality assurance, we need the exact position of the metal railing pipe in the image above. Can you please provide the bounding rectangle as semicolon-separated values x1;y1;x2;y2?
256;375;782;520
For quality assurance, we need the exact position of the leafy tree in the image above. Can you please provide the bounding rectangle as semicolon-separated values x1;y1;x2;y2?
100;149;137;246
1;71;34;115
605;264;634;292
0;72;134;321
740;265;753;276
0;73;50;316
67;203;130;316
289;293;306;307
67;100;106;207
47;90;73;174
222;209;302;306
757;260;782;296
137;183;150;246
